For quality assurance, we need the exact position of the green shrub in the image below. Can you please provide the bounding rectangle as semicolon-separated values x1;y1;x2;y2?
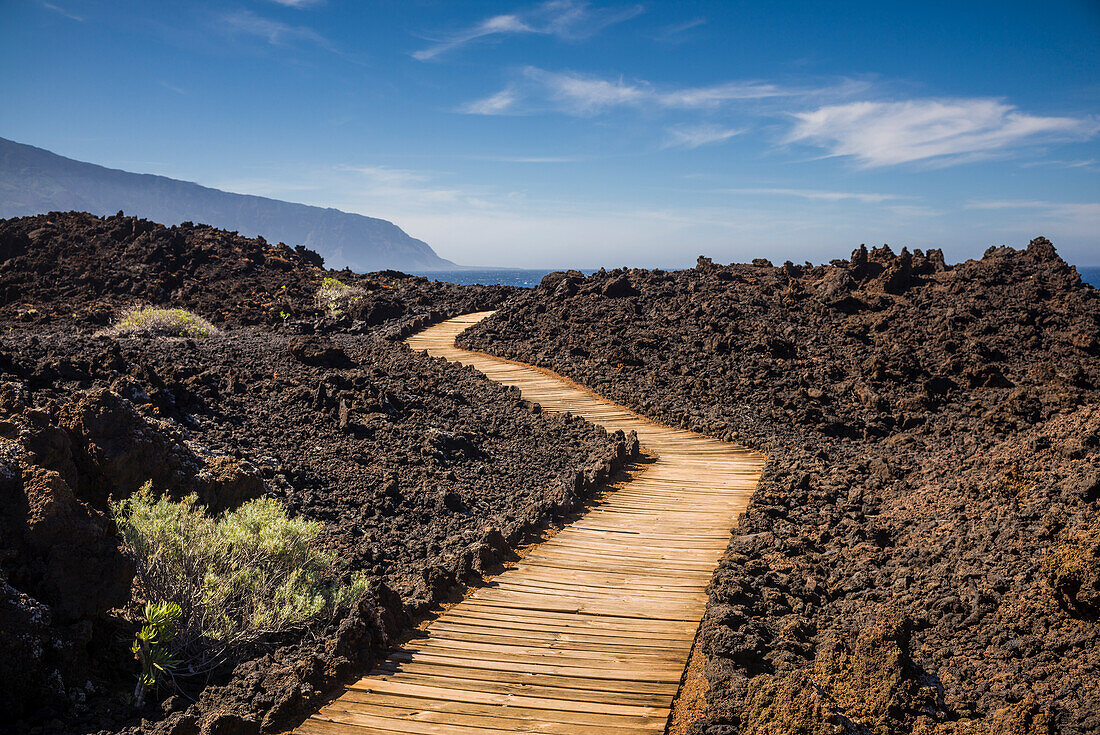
112;483;368;673
110;307;218;338
315;276;365;316
130;601;181;708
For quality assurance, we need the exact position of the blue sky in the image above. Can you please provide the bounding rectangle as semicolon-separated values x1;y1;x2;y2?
2;0;1098;268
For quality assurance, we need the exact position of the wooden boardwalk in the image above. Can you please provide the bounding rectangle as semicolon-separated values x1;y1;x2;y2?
297;312;764;735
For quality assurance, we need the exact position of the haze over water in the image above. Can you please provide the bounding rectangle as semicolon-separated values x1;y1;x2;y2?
419;265;1100;289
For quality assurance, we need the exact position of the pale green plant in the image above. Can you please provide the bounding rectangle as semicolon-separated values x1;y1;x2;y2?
112;483;368;675
110;307;218;338
314;276;365;316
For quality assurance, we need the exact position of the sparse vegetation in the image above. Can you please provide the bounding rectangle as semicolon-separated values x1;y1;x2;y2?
112;483;368;674
315;276;365;316
110;307;218;338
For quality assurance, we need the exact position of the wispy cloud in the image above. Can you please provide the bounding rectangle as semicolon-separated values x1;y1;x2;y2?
268;0;324;7
665;124;743;149
788;98;1099;168
1020;158;1099;171
967;199;1100;216
462;68;865;116
652;17;706;42
212;178;321;197
223;9;329;47
338;165;496;209
413;1;643;61
39;2;82;21
214;163;502;215
658;81;798;107
530;69;805;113
529;68;647;112
415;14;533;61
727;188;907;203
458;88;522;115
885;204;946;218
159;81;186;95
965;199;1100;242
478;155;581;163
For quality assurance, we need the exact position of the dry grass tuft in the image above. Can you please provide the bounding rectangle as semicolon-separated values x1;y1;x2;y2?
108;307;219;338
315;277;366;316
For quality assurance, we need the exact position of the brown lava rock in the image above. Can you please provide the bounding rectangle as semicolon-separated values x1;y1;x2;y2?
0;211;636;735
1044;513;1100;616
462;239;1100;734
286;335;352;367
0;211;513;333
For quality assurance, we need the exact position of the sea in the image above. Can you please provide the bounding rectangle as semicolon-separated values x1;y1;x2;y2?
412;268;588;288
413;266;1100;289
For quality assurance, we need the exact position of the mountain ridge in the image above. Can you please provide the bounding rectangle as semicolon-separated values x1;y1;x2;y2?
0;137;456;272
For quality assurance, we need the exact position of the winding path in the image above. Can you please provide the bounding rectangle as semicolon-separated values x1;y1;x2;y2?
297;312;764;735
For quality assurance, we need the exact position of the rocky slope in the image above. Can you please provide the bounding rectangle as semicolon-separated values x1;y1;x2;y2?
460;241;1100;735
0;138;454;271
0;210;496;333
0;212;638;735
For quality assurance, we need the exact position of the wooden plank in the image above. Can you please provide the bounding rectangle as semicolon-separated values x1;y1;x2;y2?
455;599;702;623
383;650;685;683
296;312;765;735
324;694;668;728
368;669;675;703
422;625;691;652
432;613;697;641
319;700;665;734
442;607;699;633
350;675;673;709
404;638;684;665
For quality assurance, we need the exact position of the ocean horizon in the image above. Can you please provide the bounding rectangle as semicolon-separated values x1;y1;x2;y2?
417;265;1100;289
412;268;591;288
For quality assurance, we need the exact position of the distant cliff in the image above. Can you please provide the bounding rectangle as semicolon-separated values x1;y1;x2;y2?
0;137;456;272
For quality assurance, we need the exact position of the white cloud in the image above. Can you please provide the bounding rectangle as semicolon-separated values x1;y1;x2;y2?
458;88;521;115
727;188;906;203
529;69;798;113
158;81;186;95
268;0;324;7
528;68;646;112
788;98;1098;167
414;15;533;60
658;81;794;108
665;125;743;149
39;2;82;21
223;9;328;47
413;1;643;61
462;68;863;116
652;17;706;41
1021;158;1099;170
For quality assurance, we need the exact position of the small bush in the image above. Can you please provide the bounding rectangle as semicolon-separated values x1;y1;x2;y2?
315;277;365;316
130;601;181;708
110;307;218;338
112;483;367;674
